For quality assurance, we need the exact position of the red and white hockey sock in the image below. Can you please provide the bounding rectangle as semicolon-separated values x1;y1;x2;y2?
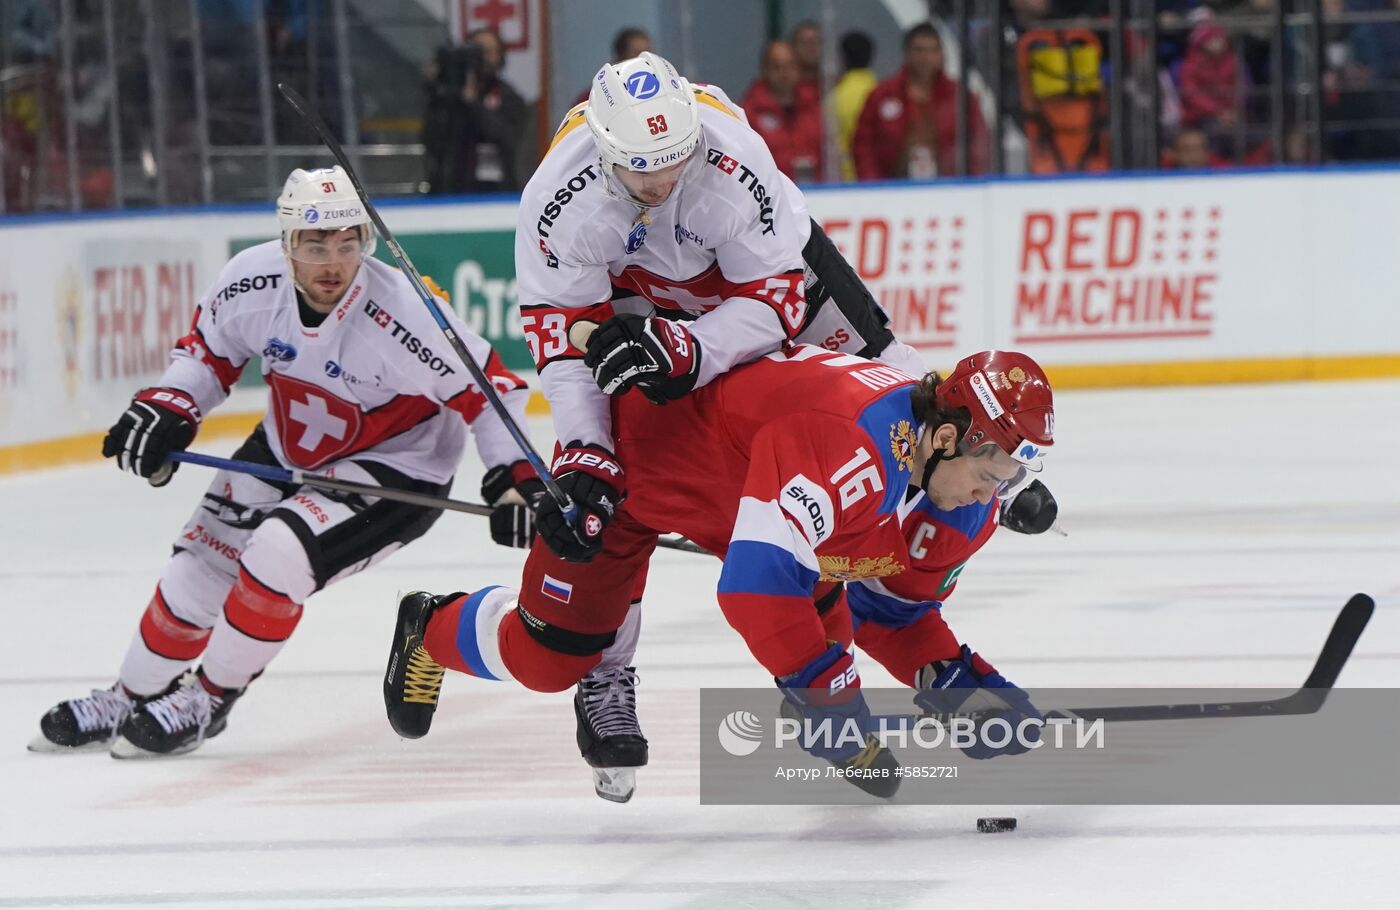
199;565;303;690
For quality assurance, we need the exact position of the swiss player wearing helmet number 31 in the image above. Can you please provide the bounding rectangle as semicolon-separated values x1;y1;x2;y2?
30;166;540;758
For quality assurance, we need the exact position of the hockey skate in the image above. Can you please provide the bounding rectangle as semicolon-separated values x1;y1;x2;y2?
574;665;649;803
29;683;152;753
111;671;243;759
384;591;453;739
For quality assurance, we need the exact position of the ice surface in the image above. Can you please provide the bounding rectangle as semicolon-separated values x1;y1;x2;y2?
2;381;1397;908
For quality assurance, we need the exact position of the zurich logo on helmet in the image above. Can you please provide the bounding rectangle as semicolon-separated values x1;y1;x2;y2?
1018;442;1042;462
629;155;648;170
624;71;660;99
302;207;320;224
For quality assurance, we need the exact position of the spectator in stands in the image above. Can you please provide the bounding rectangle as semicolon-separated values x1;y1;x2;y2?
1323;0;1400;160
828;30;879;181
3;0;55;62
789;19;824;102
613;27;654;64
742;40;825;183
423;28;528;194
1162;126;1220;168
574;27;653;106
1179;18;1242;135
853;22;987;179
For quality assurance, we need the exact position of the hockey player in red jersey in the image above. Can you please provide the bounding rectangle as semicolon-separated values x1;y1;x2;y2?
383;346;1054;790
511;50;1057;794
30;166;541;758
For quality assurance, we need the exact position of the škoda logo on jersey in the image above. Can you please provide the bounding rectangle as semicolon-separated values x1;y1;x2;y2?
704;148;775;236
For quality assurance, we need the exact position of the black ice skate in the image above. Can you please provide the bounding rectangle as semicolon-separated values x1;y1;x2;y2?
384;591;454;739
111;671;243;759
575;666;649;803
29;683;150;753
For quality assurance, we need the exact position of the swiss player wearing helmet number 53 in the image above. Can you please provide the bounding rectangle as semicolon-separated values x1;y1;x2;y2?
30;167;539;759
384;347;1056;796
519;52;921;563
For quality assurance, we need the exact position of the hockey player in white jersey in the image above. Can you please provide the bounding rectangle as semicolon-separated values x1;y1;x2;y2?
30;166;541;758
507;52;1060;799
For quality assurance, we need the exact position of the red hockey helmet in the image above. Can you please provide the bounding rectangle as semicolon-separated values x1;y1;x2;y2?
937;351;1054;469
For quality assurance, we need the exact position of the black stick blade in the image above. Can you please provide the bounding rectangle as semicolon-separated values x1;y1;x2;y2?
1301;593;1374;689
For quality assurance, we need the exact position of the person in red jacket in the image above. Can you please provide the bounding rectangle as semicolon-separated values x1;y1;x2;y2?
853;21;987;179
1178;18;1241;134
741;40;826;183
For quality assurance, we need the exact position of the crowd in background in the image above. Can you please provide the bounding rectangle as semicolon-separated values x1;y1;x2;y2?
6;0;1400;213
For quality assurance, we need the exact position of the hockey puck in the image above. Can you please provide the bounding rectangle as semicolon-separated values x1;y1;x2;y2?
977;817;1017;833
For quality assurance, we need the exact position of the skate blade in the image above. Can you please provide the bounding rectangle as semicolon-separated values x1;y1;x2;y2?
26;734;110;754
592;767;637;803
109;737;201;760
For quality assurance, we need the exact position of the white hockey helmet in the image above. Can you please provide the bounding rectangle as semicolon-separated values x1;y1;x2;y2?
276;166;376;259
585;52;702;175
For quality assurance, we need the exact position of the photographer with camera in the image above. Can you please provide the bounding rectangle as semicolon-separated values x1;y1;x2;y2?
423;28;528;194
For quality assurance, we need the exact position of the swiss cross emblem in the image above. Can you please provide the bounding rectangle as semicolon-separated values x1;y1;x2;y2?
461;0;529;49
268;373;363;469
714;155;738;174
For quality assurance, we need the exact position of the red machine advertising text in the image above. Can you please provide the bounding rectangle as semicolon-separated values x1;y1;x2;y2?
822;215;962;350
1014;206;1220;343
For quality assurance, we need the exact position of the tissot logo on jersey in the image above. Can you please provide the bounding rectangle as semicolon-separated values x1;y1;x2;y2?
362;300;457;377
536;164;600;239
705;148;775;235
364;299;393;328
215;273;282;302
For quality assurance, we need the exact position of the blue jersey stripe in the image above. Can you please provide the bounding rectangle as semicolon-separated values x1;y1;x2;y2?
720;539;820;598
854;386;918;516
455;586;506;681
847;579;940;627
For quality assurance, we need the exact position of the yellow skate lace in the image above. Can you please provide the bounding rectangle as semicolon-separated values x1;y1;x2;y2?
403;646;445;706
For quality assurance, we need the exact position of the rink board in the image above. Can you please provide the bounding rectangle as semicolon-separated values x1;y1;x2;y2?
3;168;1399;466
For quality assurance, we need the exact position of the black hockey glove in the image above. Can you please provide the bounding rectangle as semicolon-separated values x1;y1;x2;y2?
102;388;201;486
533;443;625;563
999;479;1058;535
583;313;702;403
480;460;547;549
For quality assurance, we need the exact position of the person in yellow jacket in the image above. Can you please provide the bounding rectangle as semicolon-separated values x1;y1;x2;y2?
827;31;879;181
